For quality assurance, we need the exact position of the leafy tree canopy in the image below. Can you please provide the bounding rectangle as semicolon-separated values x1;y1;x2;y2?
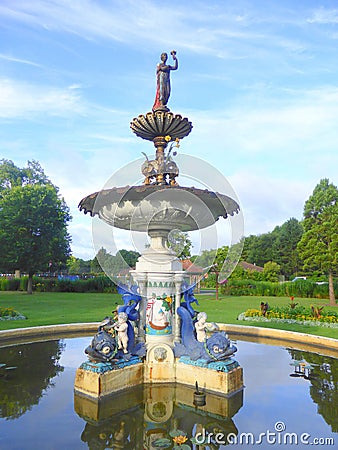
0;159;50;191
263;261;281;282
67;256;91;274
193;248;217;268
167;230;192;259
0;160;71;293
91;248;141;275
241;218;303;279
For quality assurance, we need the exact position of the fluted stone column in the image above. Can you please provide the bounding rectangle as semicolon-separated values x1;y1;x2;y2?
174;273;184;343
135;272;147;344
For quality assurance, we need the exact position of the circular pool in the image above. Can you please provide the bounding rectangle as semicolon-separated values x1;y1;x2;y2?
0;335;336;449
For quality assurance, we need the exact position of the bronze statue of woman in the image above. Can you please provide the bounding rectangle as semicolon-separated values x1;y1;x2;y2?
152;51;178;112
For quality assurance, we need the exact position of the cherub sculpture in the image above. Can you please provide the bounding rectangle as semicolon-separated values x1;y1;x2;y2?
113;312;129;354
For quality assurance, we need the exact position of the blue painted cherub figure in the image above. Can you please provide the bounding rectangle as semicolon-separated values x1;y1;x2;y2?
174;282;237;362
85;283;145;363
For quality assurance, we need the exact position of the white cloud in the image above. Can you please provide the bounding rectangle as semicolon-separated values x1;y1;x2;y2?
0;1;193;44
307;8;338;24
68;222;94;260
187;85;338;162
229;169;310;237
0;78;84;118
0;0;304;58
0;53;43;67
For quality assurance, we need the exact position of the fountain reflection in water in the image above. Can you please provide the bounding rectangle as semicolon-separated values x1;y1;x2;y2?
75;383;242;449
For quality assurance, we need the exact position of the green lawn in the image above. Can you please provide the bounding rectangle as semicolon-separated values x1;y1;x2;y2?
0;291;337;339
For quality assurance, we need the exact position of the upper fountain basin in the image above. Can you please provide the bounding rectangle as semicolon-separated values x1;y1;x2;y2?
130;111;192;141
79;185;240;233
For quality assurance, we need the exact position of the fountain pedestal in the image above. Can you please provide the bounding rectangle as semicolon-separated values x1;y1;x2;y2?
131;231;184;348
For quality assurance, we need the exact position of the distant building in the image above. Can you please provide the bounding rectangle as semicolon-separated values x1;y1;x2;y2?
181;259;204;292
239;261;264;272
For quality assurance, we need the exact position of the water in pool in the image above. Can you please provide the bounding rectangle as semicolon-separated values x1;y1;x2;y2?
0;336;336;449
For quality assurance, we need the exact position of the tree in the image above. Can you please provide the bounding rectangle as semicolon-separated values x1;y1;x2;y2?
91;248;112;274
262;261;281;282
273;218;304;279
241;220;304;279
67;256;81;274
297;179;338;306
67;256;91;275
209;246;229;300
167;230;192;259
91;247;140;276
0;160;71;294
242;233;276;267
0;159;49;191
193;248;217;268
117;249;140;268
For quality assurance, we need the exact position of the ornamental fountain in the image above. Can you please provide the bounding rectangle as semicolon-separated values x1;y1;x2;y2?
74;51;243;400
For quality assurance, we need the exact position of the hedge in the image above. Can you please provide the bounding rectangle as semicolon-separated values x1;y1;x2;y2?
220;279;338;299
1;276;337;299
0;276;117;293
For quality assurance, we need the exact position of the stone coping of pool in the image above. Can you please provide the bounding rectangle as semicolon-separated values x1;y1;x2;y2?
0;322;100;346
0;322;337;357
217;324;338;358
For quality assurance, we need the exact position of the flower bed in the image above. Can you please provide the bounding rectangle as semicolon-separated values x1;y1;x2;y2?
238;306;338;329
0;306;26;321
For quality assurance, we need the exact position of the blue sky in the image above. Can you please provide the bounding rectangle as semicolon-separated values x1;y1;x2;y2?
1;0;338;259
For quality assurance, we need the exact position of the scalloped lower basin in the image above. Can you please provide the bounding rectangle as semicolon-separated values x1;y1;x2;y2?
0;326;336;449
79;185;240;232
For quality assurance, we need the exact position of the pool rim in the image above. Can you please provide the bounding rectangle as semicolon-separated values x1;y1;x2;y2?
0;322;337;357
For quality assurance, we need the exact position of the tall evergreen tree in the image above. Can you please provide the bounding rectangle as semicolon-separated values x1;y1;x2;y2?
297;179;338;306
242;233;275;267
274;218;304;279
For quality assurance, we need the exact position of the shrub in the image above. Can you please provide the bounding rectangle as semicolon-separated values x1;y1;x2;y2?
0;306;26;320
0;306;18;317
33;278;57;292
7;278;20;290
20;277;28;291
0;278;21;291
0;278;9;291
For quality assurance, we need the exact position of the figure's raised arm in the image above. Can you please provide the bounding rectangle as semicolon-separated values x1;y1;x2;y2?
170;50;178;70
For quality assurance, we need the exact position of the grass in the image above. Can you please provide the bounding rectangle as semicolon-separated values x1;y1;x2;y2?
198;295;338;339
0;291;119;329
0;291;337;339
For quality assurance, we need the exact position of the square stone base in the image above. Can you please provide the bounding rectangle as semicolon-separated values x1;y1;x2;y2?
175;361;243;396
74;357;243;399
74;363;144;398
